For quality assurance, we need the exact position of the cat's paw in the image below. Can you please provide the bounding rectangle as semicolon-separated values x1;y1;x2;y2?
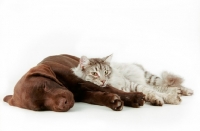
183;89;193;96
147;95;164;106
180;86;193;96
164;94;181;105
123;92;145;108
105;93;124;111
167;87;182;97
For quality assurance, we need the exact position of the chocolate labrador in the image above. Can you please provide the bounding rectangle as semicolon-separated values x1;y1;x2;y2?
4;54;145;112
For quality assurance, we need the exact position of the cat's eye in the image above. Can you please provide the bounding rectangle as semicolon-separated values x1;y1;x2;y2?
105;70;108;75
91;72;98;76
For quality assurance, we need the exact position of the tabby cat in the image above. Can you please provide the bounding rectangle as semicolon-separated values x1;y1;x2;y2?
72;54;193;106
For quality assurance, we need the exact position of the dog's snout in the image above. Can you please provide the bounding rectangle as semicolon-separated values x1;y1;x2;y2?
64;100;67;104
58;98;67;109
56;98;74;111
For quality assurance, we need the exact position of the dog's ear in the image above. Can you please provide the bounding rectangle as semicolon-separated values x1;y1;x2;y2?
28;64;63;86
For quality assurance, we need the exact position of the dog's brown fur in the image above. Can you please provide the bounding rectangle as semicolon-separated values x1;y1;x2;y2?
4;54;145;112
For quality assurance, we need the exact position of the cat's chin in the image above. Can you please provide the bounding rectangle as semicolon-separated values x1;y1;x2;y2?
94;82;107;87
100;84;107;87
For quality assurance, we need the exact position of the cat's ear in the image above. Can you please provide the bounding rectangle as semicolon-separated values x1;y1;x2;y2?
103;54;113;63
80;56;90;70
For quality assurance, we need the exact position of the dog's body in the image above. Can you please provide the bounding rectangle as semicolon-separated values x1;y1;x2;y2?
4;54;145;112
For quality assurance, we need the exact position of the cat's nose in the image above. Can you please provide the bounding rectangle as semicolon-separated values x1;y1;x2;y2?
101;80;106;84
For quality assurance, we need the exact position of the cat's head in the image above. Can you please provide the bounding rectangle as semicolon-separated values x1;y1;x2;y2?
79;54;113;87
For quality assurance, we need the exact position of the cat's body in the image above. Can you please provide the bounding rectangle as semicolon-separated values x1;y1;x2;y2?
72;55;193;106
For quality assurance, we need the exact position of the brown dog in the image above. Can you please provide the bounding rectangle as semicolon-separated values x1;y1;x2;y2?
4;54;145;112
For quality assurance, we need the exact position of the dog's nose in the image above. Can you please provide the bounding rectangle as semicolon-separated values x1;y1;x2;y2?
58;98;67;108
57;98;74;111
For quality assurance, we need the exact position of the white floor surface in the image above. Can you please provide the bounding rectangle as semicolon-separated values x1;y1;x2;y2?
0;0;200;131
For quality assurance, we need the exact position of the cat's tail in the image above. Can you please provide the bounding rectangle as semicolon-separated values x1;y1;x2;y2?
162;72;193;96
161;71;184;87
144;71;183;87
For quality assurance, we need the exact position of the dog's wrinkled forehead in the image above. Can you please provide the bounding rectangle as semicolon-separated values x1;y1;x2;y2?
28;64;63;86
43;79;67;93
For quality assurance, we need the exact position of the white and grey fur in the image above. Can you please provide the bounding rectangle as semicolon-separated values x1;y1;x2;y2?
72;54;193;106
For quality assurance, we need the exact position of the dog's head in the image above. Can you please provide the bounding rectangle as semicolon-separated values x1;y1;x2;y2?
27;64;74;112
42;80;74;112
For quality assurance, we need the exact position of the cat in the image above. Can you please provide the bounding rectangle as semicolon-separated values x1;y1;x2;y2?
72;54;193;106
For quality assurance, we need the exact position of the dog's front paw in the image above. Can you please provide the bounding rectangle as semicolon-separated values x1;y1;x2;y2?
123;92;145;108
132;92;146;107
105;93;124;111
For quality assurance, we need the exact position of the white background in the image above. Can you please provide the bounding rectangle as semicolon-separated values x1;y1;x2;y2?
0;0;200;131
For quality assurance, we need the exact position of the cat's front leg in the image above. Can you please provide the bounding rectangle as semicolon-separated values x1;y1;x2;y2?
179;86;193;96
150;86;182;105
143;89;164;106
130;83;164;106
161;85;193;97
111;77;164;106
153;86;182;97
162;92;182;105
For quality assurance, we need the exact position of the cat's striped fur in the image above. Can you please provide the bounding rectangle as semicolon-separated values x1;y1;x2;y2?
72;54;193;106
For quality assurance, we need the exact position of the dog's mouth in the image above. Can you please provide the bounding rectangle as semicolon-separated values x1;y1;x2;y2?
53;100;74;112
54;106;71;112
